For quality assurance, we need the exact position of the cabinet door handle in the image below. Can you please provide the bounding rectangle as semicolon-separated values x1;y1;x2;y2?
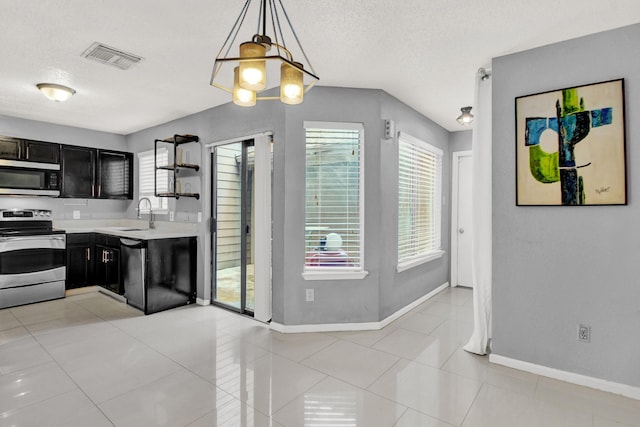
86;247;90;261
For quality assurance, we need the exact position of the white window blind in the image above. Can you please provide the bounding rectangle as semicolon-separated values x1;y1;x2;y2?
138;148;168;212
304;122;364;270
397;132;443;265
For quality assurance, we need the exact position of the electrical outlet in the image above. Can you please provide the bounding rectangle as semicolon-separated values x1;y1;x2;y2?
578;324;591;342
73;210;80;219
169;211;175;221
197;212;202;223
305;288;314;302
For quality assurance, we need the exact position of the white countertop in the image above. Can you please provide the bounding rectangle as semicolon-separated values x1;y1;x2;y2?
54;219;198;240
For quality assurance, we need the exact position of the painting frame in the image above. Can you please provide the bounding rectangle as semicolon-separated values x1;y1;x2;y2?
515;78;626;206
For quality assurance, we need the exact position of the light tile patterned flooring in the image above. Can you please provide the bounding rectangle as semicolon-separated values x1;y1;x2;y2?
1;287;639;426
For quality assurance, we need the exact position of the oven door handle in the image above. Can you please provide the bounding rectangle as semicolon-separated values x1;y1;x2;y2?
0;235;66;252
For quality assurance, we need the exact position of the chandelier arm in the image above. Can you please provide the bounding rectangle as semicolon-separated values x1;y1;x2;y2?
218;0;252;60
270;0;286;59
276;0;317;75
270;43;293;61
256;0;263;36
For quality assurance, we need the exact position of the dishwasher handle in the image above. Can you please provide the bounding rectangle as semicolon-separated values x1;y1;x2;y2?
120;238;145;248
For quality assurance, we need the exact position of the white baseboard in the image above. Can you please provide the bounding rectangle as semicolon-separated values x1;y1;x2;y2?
270;282;449;333
490;354;640;401
196;298;210;306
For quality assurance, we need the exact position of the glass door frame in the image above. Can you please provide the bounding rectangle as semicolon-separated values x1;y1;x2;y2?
211;139;254;315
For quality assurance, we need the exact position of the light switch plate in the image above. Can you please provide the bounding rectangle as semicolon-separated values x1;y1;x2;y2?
197;212;202;223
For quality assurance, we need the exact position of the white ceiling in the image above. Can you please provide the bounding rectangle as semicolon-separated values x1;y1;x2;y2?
1;1;639;135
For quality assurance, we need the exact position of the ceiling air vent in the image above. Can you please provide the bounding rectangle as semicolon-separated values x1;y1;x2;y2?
82;42;143;70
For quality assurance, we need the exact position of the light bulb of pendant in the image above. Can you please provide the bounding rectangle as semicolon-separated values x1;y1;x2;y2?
239;42;266;91
280;62;304;105
233;67;256;107
457;106;474;125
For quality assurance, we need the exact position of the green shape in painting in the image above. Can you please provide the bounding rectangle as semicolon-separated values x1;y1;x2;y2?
529;145;559;183
562;88;582;115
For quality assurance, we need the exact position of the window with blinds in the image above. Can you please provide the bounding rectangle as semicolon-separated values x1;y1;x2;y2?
304;122;364;271
138;148;168;212
397;132;443;266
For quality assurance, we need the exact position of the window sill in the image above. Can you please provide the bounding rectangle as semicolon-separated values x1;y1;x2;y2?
396;250;445;272
302;270;369;281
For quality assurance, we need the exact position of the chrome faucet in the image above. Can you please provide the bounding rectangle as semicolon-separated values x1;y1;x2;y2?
137;197;155;229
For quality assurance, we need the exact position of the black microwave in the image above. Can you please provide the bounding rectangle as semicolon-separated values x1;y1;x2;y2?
0;161;61;196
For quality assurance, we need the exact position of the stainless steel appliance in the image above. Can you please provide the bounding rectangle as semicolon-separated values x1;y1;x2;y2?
0;209;66;309
120;237;146;311
0;162;61;196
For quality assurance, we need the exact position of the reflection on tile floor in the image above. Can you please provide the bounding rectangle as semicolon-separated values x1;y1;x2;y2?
1;287;639;426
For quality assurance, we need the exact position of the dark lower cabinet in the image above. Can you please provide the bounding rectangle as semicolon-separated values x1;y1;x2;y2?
95;234;123;295
66;233;94;289
121;236;196;315
64;232;195;311
145;237;196;314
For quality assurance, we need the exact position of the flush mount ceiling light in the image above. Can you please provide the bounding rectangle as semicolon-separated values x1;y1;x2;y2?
210;0;319;107
36;83;76;102
457;106;474;125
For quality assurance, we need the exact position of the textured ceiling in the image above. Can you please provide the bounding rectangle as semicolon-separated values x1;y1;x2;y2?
1;1;639;135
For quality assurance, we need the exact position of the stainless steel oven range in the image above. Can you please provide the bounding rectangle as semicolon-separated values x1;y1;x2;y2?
0;208;66;309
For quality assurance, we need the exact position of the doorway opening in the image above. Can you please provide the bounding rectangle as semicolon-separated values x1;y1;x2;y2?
451;150;473;288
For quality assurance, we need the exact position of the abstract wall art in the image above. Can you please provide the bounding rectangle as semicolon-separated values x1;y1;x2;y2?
516;79;626;206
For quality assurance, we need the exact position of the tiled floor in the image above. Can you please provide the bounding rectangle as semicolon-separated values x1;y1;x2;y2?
1;287;639;426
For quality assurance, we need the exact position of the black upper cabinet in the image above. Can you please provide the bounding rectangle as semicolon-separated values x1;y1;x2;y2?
0;136;60;164
97;151;133;199
61;146;96;198
0;136;21;160
24;140;60;164
61;146;133;200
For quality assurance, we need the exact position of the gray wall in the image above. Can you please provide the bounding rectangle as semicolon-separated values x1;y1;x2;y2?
450;130;472;153
492;24;640;387
283;87;383;324
378;92;451;319
0;115;128;219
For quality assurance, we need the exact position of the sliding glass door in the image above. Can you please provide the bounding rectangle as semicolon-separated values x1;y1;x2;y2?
211;140;255;314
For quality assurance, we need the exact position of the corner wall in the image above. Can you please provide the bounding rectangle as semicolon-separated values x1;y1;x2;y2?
492;24;640;387
378;93;451;319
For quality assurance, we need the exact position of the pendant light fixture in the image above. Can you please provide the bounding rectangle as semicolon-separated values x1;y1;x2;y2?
457;106;474;125
36;83;76;102
210;0;319;107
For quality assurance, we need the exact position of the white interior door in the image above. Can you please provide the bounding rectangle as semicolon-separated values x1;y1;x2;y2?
452;151;473;288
